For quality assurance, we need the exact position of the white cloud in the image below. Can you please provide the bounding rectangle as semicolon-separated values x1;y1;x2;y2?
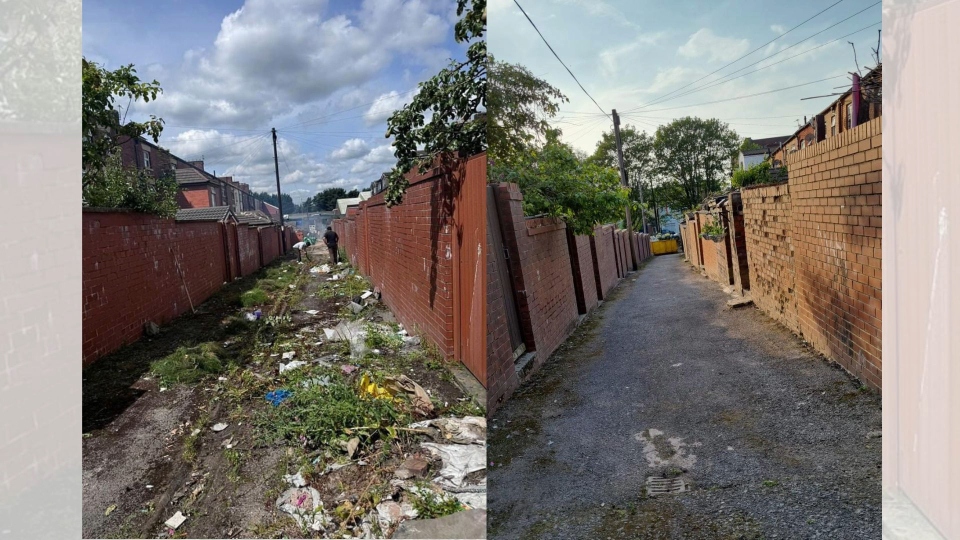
364;90;410;125
330;138;370;160
678;29;750;62
350;144;396;174
770;24;787;34
599;33;666;77
154;0;452;127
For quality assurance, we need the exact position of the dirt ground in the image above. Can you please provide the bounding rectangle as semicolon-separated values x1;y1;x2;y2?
82;244;484;539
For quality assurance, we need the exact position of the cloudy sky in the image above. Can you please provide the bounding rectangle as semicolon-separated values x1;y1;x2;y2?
83;0;466;202
489;0;882;154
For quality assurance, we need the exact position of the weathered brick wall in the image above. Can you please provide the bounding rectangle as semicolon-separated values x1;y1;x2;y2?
715;206;735;286
728;193;751;294
237;225;261;276
260;227;281;266
617;230;629;275
742;182;800;333
487;220;519;411
680;224;689;261
569;232;599;314
83;212;226;365
591;225;618;299
787;117;882;388
522;217;580;364
224;223;240;280
700;213;722;283
177;186;211;209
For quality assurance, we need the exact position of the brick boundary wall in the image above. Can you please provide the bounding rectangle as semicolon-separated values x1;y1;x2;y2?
700;213;722;283
728;192;751;294
567;230;600;315
742;117;882;388
487;219;519;410
592;225;619;299
82;211;285;366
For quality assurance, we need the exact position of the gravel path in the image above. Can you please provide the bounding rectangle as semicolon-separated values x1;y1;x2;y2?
488;253;881;540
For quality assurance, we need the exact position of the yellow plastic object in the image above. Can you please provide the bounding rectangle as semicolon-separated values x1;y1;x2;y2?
651;239;679;255
358;373;394;400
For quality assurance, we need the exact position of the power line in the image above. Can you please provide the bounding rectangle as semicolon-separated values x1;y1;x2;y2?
633;8;881;111
512;0;609;118
630;0;848;111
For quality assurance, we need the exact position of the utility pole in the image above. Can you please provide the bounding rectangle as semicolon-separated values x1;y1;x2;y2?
271;127;287;252
612;109;638;269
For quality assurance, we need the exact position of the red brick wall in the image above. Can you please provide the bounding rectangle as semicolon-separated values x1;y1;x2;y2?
522;217;580;364
260;227;281;266
741;117;882;388
591;225;618;299
568;232;599;314
700;213;722;282
787;117;882;388
728;193;751;294
742;182;799;333
83;211;227;366
178;186;211;209
237;225;261;276
487;219;519;411
224;223;240;280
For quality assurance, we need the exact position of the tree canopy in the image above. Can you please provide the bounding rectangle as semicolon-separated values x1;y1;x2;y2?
490;130;630;235
383;0;486;205
488;56;567;167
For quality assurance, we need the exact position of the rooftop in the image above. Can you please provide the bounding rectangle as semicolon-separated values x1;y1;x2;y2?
175;206;234;222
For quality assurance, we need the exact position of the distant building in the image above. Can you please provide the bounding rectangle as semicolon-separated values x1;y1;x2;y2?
335;191;373;216
117;136;280;221
737;135;791;169
285;211;338;233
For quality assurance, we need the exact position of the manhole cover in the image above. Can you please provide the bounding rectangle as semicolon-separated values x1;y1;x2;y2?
646;476;688;496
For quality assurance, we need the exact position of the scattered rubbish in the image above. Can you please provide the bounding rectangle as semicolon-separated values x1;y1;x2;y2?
409;416;485;444
211;423;228;432
346;437;360;459
324;328;337;340
191;428;201;437
146;485;154;489
104;504;117;516
349;301;365;314
328;274;341;282
266;390;292;406
218;376;228;382
420;443;486;489
397;329;408;337
359;373;394;400
866;430;882;439
279;360;308;374
329;320;368;357
313;355;336;367
394;456;430;480
288;284;296;290
301;376;331;389
164;511;187;530
386;376;435;414
276;487;329;531
221;436;235;449
282;351;296;360
341;365;358;375
144;321;160;337
671;363;683;368
284;472;307;488
402;335;421;347
304;309;320;316
454;491;486;510
319;264;331;273
376;501;404;528
270;353;280;358
360;291;374;300
322;462;347;474
245;313;257;322
371;348;381;355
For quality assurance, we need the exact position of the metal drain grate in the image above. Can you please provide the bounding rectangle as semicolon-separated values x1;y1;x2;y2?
646;476;688;497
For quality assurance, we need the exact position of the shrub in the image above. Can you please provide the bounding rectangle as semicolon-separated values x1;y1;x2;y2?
151;342;225;385
732;161;787;188
240;288;268;307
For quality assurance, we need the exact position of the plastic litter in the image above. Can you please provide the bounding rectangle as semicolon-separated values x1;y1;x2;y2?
282;351;296;360
420;443;486;489
386;376;434;414
301;376;331;389
279;360;308;374
341;365;358;375
325;320;368;357
245;313;257;322
211;423;228;432
104;504;117;516
304;309;319;316
164;511;187;529
358;373;394;400
276;487;329;531
265;390;292;406
283;472;307;487
410;416;486;444
319;264;331;273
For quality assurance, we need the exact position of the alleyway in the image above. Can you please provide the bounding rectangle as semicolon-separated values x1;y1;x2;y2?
488;254;881;540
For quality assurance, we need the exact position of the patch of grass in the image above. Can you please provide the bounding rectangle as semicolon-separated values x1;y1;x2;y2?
224;448;244;482
222;315;253;335
151;342;226;386
182;414;209;463
365;324;404;352
410;485;464;519
763;479;779;488
240;288;269;307
258;382;409;451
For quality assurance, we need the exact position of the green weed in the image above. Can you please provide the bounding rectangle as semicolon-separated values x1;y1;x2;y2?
410;485;464;519
240;288;268;307
151;342;226;386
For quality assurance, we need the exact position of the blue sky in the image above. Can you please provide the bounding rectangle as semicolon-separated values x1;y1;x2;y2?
83;0;466;200
488;0;882;154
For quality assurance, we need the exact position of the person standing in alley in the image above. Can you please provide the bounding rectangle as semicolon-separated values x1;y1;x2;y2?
323;226;339;264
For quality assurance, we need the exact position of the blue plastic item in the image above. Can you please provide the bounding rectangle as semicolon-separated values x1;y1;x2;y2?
265;389;292;406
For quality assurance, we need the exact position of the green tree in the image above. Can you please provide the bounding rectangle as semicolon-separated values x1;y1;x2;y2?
488;56;567;168
383;0;486;205
253;191;296;213
310;188;348;211
83;153;179;217
489;130;630;235
651;117;739;212
82;58;164;189
345;189;361;198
